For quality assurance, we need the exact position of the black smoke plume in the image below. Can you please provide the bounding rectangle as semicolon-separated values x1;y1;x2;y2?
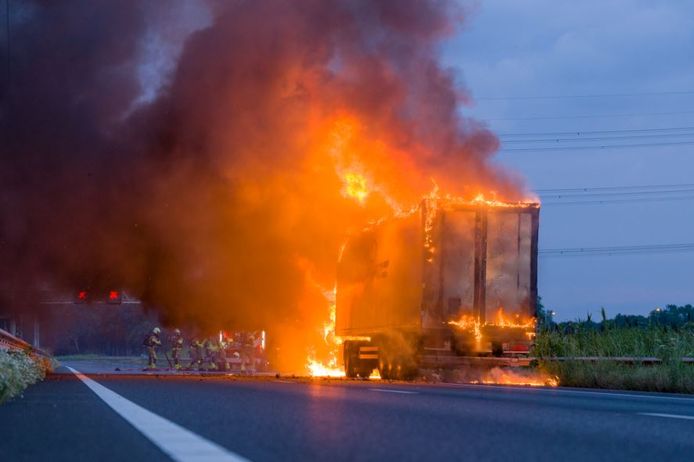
1;1;523;367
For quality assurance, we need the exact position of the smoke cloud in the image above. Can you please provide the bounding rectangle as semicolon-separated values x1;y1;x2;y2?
1;1;523;367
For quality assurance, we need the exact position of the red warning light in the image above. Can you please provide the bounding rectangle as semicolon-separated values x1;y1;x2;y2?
75;290;89;304
107;290;122;305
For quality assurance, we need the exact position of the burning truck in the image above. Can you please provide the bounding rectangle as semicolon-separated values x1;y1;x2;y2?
336;196;539;379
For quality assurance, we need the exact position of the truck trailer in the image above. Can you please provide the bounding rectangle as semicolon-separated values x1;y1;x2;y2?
336;198;539;379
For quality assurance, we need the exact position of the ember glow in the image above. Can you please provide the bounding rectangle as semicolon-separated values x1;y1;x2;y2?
449;307;536;330
472;368;559;388
448;307;537;355
307;360;345;378
448;315;483;342
491;308;536;329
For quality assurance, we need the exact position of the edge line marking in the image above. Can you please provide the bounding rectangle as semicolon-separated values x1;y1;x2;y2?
638;412;694;421
67;367;249;462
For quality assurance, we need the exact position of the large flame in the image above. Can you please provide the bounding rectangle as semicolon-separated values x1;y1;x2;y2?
304;122;539;378
305;286;345;377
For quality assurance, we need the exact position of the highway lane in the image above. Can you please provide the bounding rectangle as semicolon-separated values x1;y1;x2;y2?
0;372;169;462
3;369;694;461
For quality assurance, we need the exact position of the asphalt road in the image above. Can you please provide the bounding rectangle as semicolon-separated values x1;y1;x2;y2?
3;367;694;461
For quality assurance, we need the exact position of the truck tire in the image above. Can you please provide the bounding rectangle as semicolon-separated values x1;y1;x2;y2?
343;342;358;378
392;356;418;380
491;341;504;357
379;346;418;381
345;356;358;378
376;338;419;380
378;357;393;380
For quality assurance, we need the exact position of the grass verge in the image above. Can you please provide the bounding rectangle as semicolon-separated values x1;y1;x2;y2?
0;350;51;404
533;327;694;393
538;360;694;393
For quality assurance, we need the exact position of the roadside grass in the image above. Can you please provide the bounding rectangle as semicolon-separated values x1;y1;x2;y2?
538;360;694;393
0;350;50;404
533;327;694;393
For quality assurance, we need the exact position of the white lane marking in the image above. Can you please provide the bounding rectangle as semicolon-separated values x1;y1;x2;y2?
448;383;694;403
67;367;249;462
370;388;419;395
638;412;694;421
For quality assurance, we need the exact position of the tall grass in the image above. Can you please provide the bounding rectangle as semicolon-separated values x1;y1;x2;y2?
533;326;694;393
533;327;694;360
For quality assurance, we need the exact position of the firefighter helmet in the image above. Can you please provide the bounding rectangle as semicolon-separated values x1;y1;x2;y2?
153;327;161;335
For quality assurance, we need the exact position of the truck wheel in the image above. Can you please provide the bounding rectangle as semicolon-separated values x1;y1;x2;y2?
344;342;358;378
345;356;358;378
392;356;418;381
378;357;392;380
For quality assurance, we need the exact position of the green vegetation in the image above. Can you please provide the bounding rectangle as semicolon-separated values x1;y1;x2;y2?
532;304;694;393
0;350;50;404
537;360;694;393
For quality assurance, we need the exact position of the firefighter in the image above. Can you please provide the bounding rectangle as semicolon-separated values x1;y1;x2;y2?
189;338;204;370
204;338;218;370
144;327;162;369
170;328;184;370
217;337;229;371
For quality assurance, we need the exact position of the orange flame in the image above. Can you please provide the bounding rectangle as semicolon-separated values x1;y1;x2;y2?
341;171;370;205
448;308;535;331
473;367;558;387
323;115;409;214
448;315;482;342
491;307;536;329
307;359;345;378
305;286;345;377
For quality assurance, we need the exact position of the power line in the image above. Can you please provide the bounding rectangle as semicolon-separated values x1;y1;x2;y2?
536;183;694;194
540;243;694;257
499;126;694;138
476;90;694;101
479;110;694;122
502;133;694;144
541;188;694;199
501;140;694;152
538;184;694;205
541;195;694;206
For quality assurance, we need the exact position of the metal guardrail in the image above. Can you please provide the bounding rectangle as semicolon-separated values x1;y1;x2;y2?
0;327;51;360
423;355;694;368
538;356;694;364
0;327;31;351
